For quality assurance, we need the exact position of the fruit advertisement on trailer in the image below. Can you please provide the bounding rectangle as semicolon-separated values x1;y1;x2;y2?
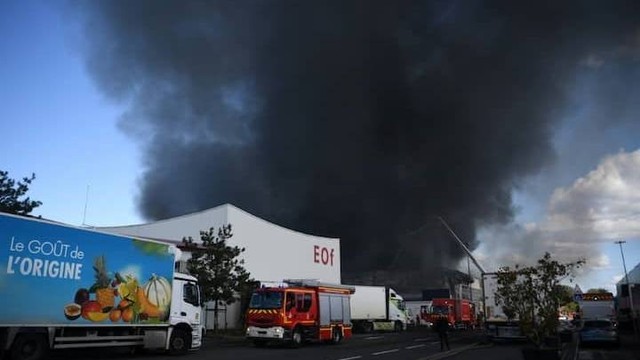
0;213;175;326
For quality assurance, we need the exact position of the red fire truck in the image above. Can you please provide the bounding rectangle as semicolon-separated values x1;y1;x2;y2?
421;298;475;329
245;279;355;347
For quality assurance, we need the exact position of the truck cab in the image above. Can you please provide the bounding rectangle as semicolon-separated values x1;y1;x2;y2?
388;289;409;330
246;287;315;344
245;280;354;347
167;273;203;352
423;298;474;329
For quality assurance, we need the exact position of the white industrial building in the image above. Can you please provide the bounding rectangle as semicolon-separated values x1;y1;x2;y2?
98;204;342;330
616;262;640;326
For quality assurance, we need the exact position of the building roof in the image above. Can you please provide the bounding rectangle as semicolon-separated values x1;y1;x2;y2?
616;262;640;285
97;203;336;241
95;203;342;284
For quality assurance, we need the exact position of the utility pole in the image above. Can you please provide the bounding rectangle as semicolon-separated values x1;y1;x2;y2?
615;240;638;340
82;184;90;226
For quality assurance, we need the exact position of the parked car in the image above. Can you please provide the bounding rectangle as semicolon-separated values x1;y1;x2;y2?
579;319;620;347
558;319;575;342
558;319;574;332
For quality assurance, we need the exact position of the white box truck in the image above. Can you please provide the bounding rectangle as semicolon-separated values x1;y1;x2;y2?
482;273;524;340
578;292;616;321
0;212;203;360
349;285;408;332
405;300;431;326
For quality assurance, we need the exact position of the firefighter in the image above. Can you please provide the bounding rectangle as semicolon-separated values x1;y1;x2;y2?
434;315;450;351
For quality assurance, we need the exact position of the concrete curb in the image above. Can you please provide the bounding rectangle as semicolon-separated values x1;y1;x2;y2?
417;342;490;360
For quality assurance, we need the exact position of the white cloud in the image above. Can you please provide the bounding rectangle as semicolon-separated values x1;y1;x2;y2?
595;274;626;294
475;149;640;275
547;149;640;237
612;274;625;284
589;254;611;270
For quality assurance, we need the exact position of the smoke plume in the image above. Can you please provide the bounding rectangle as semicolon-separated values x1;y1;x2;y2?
74;1;640;275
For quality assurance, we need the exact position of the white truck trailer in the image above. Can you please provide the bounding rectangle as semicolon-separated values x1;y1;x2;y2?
349;285;409;332
482;273;525;340
405;300;432;326
0;212;203;360
578;292;616;321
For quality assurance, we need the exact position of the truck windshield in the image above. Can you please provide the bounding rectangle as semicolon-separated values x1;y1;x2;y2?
391;298;406;311
431;305;449;315
249;291;283;309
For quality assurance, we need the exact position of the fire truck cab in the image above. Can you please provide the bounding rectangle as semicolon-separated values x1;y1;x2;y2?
422;298;475;329
245;279;355;347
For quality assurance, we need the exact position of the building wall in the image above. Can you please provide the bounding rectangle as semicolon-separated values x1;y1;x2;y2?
98;204;341;329
99;204;341;283
226;205;341;283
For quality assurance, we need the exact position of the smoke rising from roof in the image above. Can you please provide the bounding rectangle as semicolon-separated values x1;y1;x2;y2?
75;1;640;275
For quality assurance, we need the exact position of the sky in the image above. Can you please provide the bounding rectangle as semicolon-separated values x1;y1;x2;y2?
1;0;640;294
0;1;141;226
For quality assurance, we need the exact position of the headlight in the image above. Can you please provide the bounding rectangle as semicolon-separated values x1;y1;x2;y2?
246;327;251;335
275;328;282;334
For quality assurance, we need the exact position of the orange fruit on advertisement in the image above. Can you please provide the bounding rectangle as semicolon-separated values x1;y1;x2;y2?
118;299;131;310
122;307;133;323
110;309;122;322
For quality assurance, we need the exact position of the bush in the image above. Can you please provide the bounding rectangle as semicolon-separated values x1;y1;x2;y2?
494;252;584;348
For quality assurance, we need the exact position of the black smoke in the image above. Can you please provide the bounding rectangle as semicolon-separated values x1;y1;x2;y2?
74;0;640;275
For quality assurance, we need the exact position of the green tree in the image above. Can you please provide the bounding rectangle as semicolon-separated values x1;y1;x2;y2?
494;252;584;348
556;285;583;317
586;288;608;293
0;171;42;215
182;224;253;331
556;284;574;306
563;301;579;314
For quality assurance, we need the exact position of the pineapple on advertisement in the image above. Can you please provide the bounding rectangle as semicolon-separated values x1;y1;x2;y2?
92;256;115;308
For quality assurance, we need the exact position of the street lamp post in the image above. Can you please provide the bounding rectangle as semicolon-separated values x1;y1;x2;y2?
615;240;638;339
467;255;473;302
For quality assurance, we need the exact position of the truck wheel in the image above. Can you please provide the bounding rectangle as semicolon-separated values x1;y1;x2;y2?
169;329;190;355
290;327;302;348
11;333;48;360
331;327;342;344
394;321;403;332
